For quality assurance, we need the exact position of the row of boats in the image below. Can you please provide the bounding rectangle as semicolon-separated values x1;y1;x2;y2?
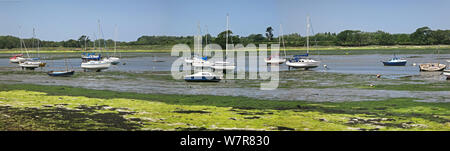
184;15;321;82
184;15;449;82
9;22;121;76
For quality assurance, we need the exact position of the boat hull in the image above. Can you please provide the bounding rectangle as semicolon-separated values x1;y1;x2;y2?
184;76;221;82
265;58;286;64
286;61;320;69
444;70;450;80
10;57;26;63
383;61;407;66
47;71;75;77
419;63;446;72
81;61;111;70
19;61;42;68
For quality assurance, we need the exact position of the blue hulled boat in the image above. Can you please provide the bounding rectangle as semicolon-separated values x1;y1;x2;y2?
382;56;407;66
47;70;75;77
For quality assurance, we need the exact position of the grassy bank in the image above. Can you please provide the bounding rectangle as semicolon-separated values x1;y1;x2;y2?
0;83;449;131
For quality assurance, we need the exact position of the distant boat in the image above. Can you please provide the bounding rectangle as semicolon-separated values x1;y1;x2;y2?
286;16;320;70
382;55;407;66
184;72;222;82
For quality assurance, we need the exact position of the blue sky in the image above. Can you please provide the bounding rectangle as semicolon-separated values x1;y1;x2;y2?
1;0;449;41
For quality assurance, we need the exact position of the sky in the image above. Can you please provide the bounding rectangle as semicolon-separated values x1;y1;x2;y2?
0;0;449;42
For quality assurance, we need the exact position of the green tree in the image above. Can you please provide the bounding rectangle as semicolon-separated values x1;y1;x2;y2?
265;27;274;41
410;26;433;45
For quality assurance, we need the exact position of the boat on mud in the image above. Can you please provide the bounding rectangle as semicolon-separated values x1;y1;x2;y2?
184;72;222;82
419;63;446;71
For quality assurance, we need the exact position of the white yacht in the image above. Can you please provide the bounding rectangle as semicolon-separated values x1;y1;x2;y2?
81;60;111;71
286;16;320;70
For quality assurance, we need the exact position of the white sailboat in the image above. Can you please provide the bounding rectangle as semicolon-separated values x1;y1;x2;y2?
419;47;446;72
211;14;236;72
104;25;120;65
81;20;111;71
265;24;287;64
286;15;320;70
10;28;26;63
191;23;214;68
19;28;45;70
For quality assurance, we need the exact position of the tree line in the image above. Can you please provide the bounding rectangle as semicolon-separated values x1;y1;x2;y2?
1;26;449;49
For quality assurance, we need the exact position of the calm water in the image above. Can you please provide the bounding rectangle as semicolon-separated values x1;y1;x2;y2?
1;53;449;77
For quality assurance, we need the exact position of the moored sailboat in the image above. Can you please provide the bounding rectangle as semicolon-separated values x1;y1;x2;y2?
382;54;407;66
265;24;287;64
286;15;320;70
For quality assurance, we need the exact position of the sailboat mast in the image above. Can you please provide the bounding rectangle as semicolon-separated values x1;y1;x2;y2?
280;24;287;58
226;13;229;52
306;15;310;54
114;25;117;57
196;22;201;56
98;20;101;52
205;25;208;55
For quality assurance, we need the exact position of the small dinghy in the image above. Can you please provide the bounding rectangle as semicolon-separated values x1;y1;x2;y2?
419;63;446;72
382;57;407;66
184;72;221;82
47;70;75;77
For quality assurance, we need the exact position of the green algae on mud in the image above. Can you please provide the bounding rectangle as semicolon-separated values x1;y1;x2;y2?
0;83;449;131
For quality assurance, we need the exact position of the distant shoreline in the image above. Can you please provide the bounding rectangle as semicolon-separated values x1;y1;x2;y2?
1;45;450;54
